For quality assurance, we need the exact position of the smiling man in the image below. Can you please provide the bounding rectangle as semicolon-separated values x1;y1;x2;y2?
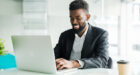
54;0;110;70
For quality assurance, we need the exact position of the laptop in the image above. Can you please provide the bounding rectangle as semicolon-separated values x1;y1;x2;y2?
11;35;77;74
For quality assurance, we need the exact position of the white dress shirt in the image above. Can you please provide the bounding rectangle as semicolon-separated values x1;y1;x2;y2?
70;25;89;68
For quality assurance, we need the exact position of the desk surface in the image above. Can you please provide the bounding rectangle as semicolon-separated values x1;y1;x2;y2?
0;68;116;75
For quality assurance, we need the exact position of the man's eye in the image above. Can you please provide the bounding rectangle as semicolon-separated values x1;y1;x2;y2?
70;18;73;20
71;18;74;21
77;18;81;20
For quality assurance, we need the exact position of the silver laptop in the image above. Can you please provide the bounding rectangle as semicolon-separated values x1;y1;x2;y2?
11;35;77;74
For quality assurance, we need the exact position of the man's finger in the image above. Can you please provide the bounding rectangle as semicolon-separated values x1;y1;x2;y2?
58;65;64;70
56;61;64;68
56;63;62;68
56;58;63;62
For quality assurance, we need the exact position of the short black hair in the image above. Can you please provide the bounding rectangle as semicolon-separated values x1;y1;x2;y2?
69;0;89;13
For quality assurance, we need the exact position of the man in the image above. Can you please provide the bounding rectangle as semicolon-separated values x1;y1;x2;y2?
54;0;109;70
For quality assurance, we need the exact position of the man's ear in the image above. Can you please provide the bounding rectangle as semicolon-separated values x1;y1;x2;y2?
86;14;91;21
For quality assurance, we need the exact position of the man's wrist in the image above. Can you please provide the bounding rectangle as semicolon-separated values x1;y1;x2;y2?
77;60;84;68
71;60;81;68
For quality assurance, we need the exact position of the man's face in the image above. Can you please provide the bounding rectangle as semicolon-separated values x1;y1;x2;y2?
70;9;88;33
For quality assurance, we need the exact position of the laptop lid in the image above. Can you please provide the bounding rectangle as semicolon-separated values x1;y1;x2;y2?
11;35;57;74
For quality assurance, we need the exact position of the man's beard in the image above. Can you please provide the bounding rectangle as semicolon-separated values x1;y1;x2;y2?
72;21;86;34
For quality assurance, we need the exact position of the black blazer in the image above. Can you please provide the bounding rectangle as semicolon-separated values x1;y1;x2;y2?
54;24;109;69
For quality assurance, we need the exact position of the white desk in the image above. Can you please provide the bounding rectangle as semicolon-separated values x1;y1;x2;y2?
0;68;117;75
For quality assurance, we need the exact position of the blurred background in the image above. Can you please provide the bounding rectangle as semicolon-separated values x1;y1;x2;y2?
0;0;140;72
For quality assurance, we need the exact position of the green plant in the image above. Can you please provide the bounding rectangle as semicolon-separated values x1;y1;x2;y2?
0;38;7;55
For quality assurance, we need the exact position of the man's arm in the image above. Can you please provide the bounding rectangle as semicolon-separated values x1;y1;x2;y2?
81;31;109;68
54;33;65;59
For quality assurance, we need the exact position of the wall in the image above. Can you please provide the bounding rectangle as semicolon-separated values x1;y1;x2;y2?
0;0;22;53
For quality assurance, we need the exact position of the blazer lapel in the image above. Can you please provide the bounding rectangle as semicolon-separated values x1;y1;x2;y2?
66;30;75;59
81;24;93;58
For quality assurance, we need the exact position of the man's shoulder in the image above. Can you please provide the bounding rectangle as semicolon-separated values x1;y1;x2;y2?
60;29;74;36
90;24;107;33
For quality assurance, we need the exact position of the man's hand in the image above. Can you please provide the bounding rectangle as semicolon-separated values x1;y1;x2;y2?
55;58;80;70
